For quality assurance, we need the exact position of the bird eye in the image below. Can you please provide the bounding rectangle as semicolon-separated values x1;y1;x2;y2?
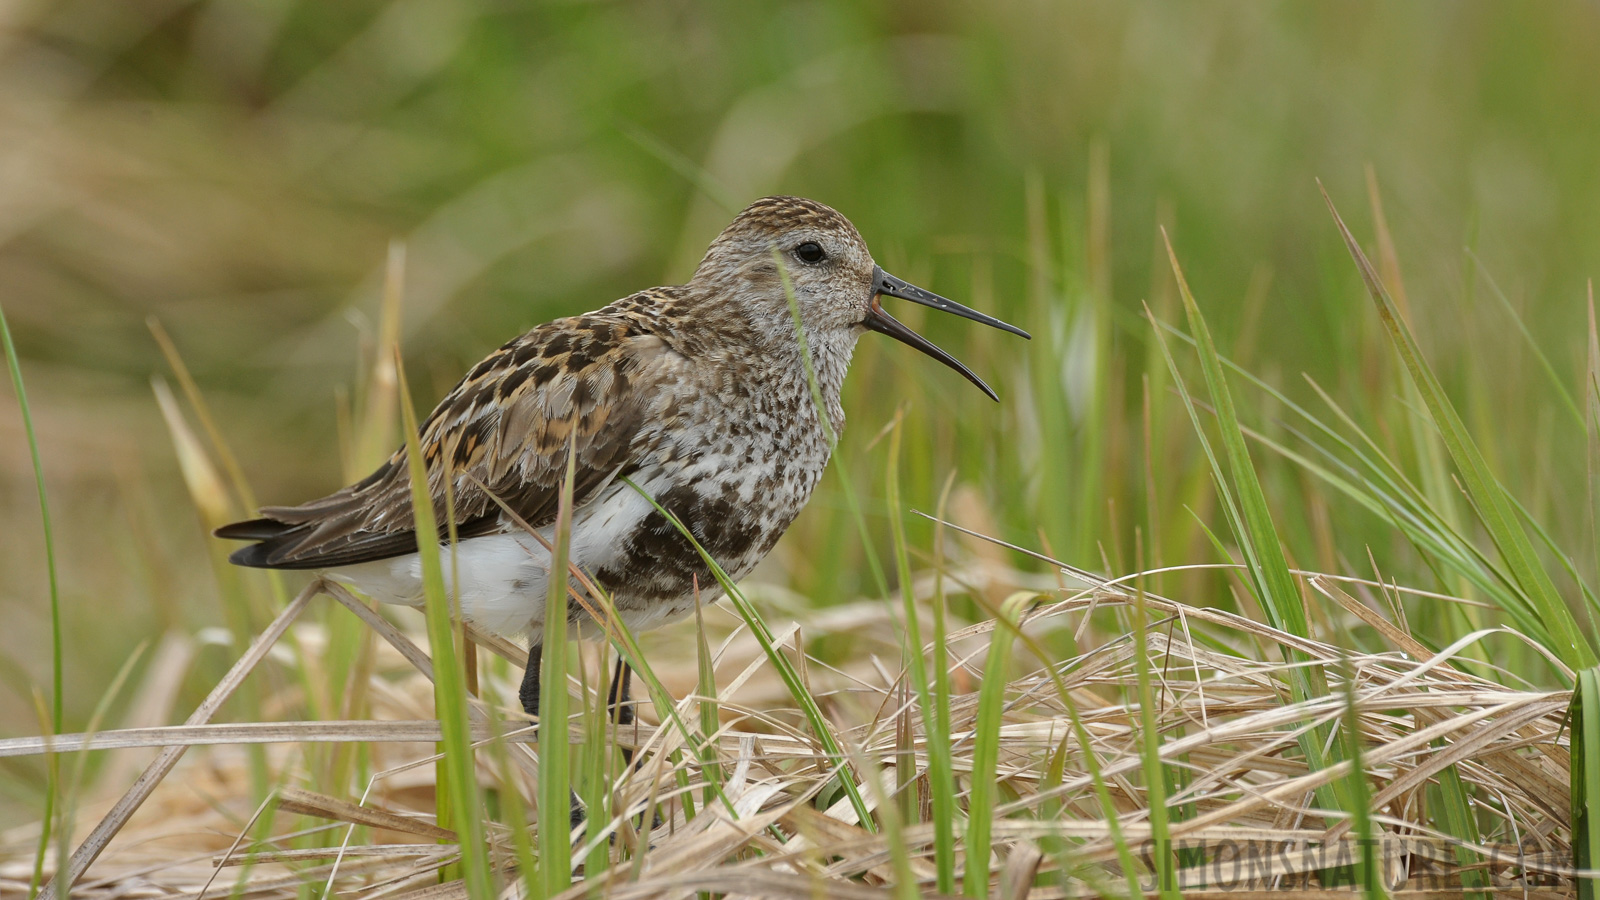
794;241;827;264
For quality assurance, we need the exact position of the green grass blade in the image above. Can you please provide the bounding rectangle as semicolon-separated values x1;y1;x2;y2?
1161;231;1308;641
1062;711;1146;899
887;419;956;892
1162;322;1483;592
1131;580;1181;900
1365;172;1475;564
1586;285;1600;641
1576;668;1600;900
1150;320;1508;600
1337;657;1387;900
1151;239;1348;822
928;475;959;895
2;302;63;900
963;591;1028;899
536;434;578;895
395;352;493;898
575;645;611;879
1321;184;1597;671
694;591;722;813
1430;739;1488;900
1227;403;1537;640
482;702;539;899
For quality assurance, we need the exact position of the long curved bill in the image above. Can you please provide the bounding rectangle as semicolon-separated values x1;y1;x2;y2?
865;265;1031;402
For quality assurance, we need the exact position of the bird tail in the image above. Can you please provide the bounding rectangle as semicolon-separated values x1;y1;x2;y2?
213;518;317;569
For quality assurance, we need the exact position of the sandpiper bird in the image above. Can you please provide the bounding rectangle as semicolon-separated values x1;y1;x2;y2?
216;196;1028;726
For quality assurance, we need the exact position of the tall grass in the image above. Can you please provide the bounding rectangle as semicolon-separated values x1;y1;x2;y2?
1322;185;1598;671
395;355;493;896
534;438;575;895
1576;668;1600;900
2;301;63;898
886;421;957;893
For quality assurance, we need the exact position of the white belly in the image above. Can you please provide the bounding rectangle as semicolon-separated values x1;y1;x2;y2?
325;472;679;643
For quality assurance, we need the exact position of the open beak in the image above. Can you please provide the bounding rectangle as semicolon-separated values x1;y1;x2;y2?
864;265;1031;402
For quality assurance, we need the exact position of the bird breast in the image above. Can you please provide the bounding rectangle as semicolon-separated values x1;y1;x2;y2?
326;358;842;641
589;361;840;602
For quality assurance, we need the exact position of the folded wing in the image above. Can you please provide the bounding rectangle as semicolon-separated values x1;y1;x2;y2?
216;314;680;570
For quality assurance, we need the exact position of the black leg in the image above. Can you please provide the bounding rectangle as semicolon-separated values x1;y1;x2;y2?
607;657;638;770
607;657;635;726
604;657;659;833
569;795;586;832
522;642;586;831
519;642;542;719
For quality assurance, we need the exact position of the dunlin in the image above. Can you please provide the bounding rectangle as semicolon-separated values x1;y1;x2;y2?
216;195;1028;729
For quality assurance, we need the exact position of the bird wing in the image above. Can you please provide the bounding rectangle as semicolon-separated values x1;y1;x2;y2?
216;312;685;569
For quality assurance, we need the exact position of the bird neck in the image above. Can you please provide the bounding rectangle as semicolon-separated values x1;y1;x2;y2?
671;282;857;436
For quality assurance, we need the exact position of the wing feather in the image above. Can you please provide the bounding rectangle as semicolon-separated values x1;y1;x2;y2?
219;312;683;570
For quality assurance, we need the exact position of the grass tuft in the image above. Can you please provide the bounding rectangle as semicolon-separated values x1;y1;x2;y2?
1320;183;1597;672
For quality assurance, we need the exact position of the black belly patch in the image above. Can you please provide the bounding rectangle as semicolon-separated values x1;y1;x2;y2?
593;482;772;602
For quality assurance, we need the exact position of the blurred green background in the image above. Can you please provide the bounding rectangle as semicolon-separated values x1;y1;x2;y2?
4;0;1600;820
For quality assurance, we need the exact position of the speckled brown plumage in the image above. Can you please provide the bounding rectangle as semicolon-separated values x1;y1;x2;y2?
216;195;1028;719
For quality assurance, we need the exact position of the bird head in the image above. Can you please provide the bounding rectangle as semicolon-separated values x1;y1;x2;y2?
693;196;1030;400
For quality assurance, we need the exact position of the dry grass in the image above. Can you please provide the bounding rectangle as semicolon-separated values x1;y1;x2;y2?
0;548;1577;899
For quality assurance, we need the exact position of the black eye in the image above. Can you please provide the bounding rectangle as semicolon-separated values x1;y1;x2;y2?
794;241;826;264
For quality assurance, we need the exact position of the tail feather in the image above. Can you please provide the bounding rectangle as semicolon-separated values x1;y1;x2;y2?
214;512;441;570
215;517;317;569
227;540;287;569
213;518;295;541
